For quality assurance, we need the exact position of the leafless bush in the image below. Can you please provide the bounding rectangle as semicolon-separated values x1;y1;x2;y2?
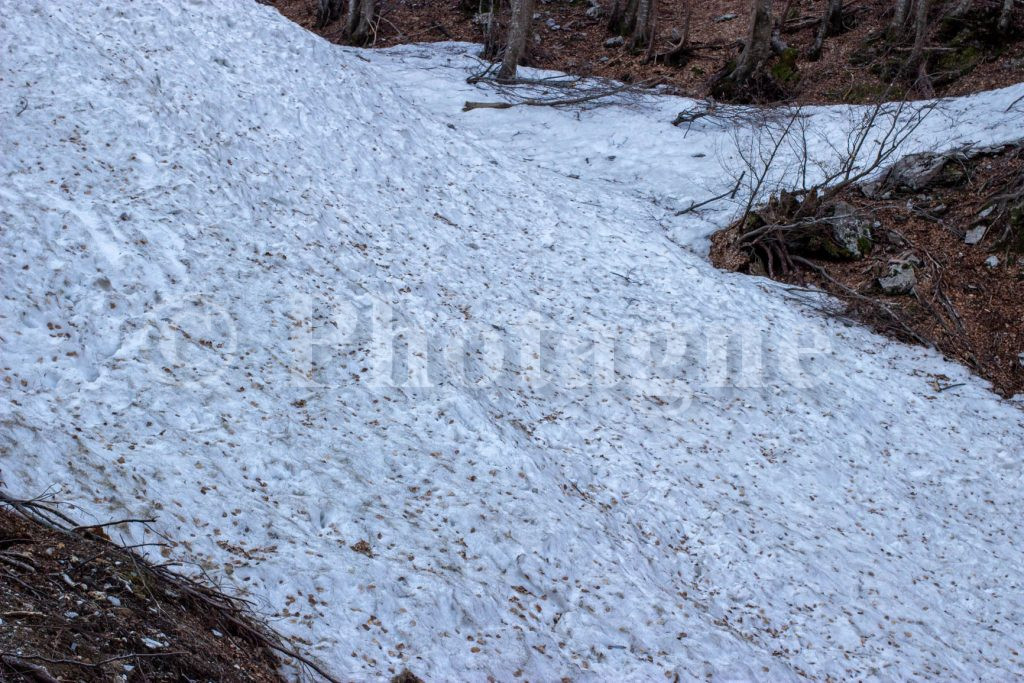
726;96;940;272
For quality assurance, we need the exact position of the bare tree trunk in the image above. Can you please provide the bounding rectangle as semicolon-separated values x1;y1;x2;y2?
907;0;931;70
482;0;506;60
630;0;655;48
497;0;535;81
610;0;637;33
889;0;913;37
998;0;1015;32
732;0;774;82
345;0;377;44
809;0;843;59
315;0;344;27
950;0;974;17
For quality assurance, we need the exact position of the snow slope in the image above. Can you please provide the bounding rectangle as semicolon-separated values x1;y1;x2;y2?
2;0;1023;680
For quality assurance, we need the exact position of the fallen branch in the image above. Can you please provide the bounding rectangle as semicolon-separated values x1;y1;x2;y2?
463;81;637;112
72;517;156;532
676;172;746;215
789;255;931;345
1;655;60;683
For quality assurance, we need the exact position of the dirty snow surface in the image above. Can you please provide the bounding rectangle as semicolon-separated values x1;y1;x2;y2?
3;0;1024;680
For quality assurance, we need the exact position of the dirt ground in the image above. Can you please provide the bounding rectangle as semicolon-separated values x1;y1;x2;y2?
0;501;284;682
711;142;1024;398
267;0;1024;103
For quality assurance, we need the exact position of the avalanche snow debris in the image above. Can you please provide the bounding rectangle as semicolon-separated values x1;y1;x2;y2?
2;0;1024;680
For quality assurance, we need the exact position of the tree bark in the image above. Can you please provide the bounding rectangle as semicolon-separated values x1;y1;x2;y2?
315;0;344;28
731;0;774;82
345;0;376;44
998;0;1014;33
949;0;974;17
808;0;843;59
630;0;655;48
497;0;535;81
889;0;913;37
907;0;931;71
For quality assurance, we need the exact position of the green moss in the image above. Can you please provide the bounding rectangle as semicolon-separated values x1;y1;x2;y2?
936;44;982;78
770;48;800;84
858;236;874;256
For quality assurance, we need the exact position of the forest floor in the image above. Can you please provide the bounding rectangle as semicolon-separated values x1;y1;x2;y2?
711;141;1024;398
0;502;284;682
267;0;1024;103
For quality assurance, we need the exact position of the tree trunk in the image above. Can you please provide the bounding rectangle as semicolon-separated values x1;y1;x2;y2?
610;0;638;34
950;0;974;17
731;0;774;82
808;0;843;60
345;0;376;44
497;0;534;81
907;0;931;71
998;0;1014;33
630;0;655;48
315;0;344;27
889;0;913;37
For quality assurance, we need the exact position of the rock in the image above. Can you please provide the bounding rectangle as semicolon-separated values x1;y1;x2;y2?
878;255;921;294
545;18;560;30
814;201;873;259
964;225;987;245
604;36;624;47
714;13;738;22
985;255;1000;268
585;0;603;18
861;148;972;198
472;11;493;26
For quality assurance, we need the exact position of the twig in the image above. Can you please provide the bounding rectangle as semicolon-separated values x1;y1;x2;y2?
72;518;156;532
789;255;930;345
676;172;746;215
1;655;60;683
